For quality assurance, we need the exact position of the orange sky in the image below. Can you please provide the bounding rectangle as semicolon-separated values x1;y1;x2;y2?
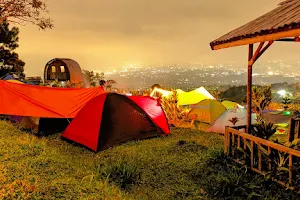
15;0;298;76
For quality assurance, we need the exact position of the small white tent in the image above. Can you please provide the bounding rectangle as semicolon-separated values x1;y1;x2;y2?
207;108;257;134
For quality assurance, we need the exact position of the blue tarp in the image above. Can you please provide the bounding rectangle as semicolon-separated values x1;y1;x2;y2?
1;74;18;81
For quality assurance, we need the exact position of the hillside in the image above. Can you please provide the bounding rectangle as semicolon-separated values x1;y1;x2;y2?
0;121;299;199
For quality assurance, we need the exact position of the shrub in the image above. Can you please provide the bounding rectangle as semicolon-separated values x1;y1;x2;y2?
251;121;277;140
160;91;190;127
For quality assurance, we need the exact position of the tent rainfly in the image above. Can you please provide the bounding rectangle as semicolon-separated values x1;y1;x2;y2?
62;93;170;152
210;0;300;132
176;87;215;105
188;99;227;124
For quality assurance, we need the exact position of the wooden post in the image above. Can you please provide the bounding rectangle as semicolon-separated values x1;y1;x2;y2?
288;118;295;142
232;133;235;157
268;146;272;170
289;154;293;186
224;127;228;154
244;138;247;161
247;44;253;133
258;143;262;171
228;132;232;155
251;141;254;169
296;120;300;140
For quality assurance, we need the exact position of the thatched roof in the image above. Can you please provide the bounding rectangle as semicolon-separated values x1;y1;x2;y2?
210;0;300;50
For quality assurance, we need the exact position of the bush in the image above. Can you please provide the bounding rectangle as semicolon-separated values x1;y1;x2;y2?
252;121;277;140
96;163;141;191
160;91;190;127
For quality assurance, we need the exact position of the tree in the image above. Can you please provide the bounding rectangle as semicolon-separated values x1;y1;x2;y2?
82;70;104;87
105;80;117;91
0;0;53;29
82;70;116;90
251;86;277;140
219;85;247;103
281;93;292;110
151;84;161;90
252;86;272;122
210;89;221;100
0;18;25;78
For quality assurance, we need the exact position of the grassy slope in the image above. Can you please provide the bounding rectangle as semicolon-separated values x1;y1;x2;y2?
0;121;299;199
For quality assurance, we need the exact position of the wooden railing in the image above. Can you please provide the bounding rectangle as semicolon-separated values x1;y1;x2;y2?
225;126;300;191
288;118;300;142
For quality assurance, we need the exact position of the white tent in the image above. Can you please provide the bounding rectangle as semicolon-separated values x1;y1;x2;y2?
194;87;215;100
207;108;257;134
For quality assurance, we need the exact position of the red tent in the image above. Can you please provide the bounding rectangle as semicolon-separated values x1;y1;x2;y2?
62;93;170;152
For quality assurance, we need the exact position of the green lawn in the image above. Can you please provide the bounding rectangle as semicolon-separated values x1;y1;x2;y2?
0;120;299;199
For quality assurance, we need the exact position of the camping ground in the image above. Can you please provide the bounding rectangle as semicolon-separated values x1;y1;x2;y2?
0;120;299;199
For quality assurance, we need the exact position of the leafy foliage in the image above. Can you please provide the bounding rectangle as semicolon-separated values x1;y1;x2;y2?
281;93;293;110
252;121;277;140
0;0;53;29
209;89;221;100
151;84;161;90
219;85;247;103
252;86;272;122
82;70;116;90
0;19;25;78
82;70;104;87
39;80;81;88
160;91;189;127
192;155;298;200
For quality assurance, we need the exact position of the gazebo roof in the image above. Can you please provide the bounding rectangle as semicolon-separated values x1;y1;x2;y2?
210;0;300;50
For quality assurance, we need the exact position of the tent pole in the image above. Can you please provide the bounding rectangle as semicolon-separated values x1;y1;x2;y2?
247;44;253;133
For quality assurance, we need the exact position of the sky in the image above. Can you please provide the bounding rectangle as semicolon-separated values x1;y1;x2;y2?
15;0;298;76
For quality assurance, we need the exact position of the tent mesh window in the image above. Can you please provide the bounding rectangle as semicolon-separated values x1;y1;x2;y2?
98;93;162;150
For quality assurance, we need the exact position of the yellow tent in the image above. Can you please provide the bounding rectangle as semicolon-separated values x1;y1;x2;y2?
188;99;226;124
177;87;215;105
176;89;185;94
221;100;242;109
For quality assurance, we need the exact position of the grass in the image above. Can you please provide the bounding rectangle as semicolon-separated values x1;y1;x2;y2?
0;121;299;199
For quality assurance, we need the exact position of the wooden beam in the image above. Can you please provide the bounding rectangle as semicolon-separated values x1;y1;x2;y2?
276;36;300;42
254;41;273;63
249;42;264;66
276;38;297;42
247;44;253;133
212;28;300;50
249;41;274;66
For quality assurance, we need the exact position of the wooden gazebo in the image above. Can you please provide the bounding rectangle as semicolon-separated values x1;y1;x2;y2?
210;0;300;132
